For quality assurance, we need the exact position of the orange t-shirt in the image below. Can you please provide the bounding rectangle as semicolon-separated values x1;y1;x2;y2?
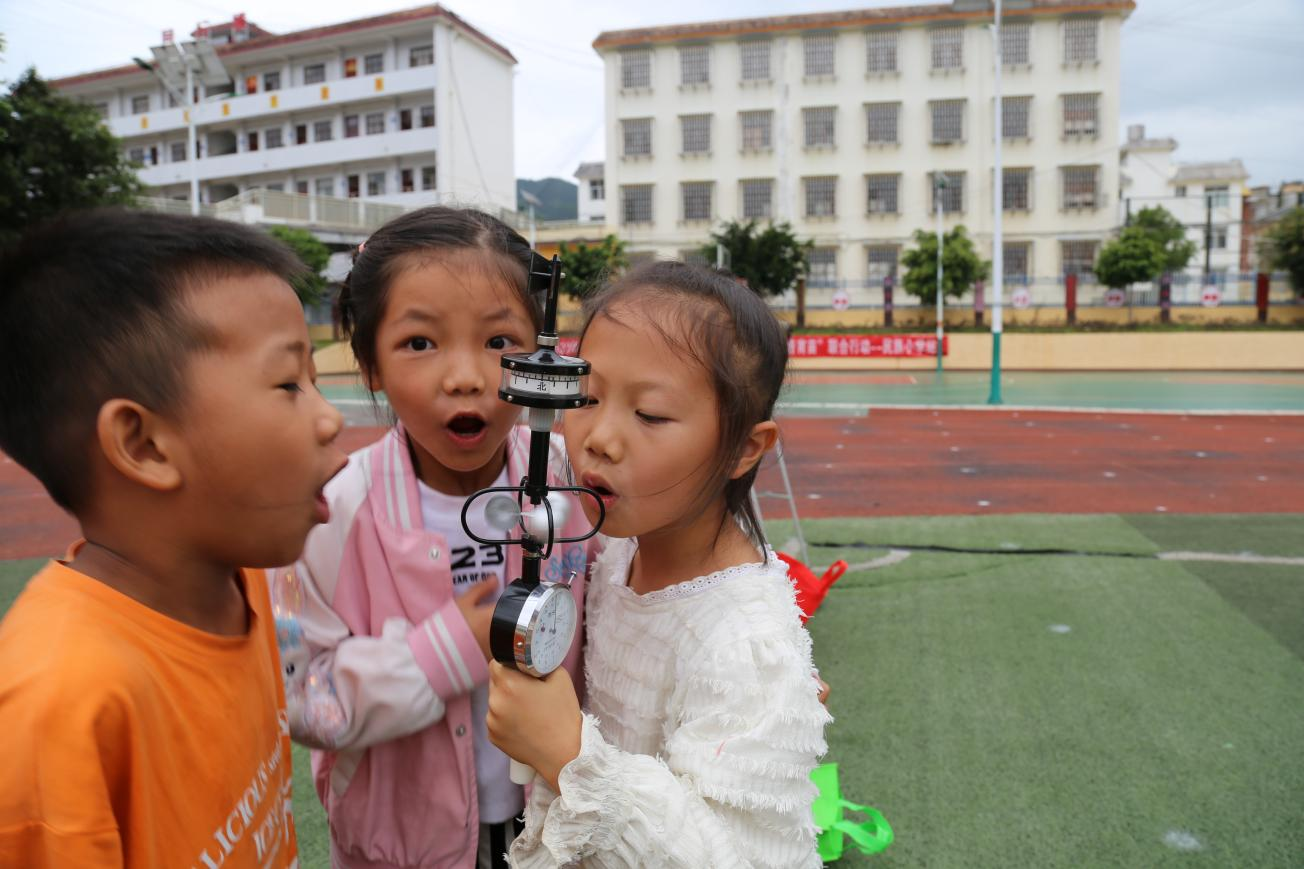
0;560;298;869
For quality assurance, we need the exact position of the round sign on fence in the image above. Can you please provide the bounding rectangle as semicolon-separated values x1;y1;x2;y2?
1201;285;1221;308
1104;289;1126;308
1011;288;1032;310
831;289;851;311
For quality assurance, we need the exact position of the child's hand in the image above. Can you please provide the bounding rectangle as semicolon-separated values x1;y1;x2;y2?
454;579;498;662
816;675;831;705
487;661;582;791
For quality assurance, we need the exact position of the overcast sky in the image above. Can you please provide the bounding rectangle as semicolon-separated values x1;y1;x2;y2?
4;0;1301;187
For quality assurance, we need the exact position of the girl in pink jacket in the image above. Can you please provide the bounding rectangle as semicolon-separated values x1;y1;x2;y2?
271;207;598;869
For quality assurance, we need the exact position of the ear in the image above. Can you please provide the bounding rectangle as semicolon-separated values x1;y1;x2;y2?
362;365;383;393
95;399;183;493
731;420;779;480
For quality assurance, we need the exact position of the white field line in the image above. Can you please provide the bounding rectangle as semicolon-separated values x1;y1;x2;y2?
1158;551;1304;567
816;549;913;574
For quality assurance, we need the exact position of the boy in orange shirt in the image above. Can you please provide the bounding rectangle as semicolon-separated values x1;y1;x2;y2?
0;209;347;867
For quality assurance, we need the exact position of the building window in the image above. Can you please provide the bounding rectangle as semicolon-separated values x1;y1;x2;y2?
1212;226;1229;249
315;177;335;197
401;168;414;192
420;105;435;128
304;63;326;85
621;50;651;89
621;118;653;158
1002;21;1030;65
128;146;146;164
344;58;358;78
1003;167;1032;211
266;183;284;193
313;120;333;142
364;53;384;74
1061;165;1100;209
679;44;710;86
803;106;837;148
344;115;360;138
741;179;773;219
244;75;258;95
410;45;434;67
1205;185;1230;207
1061;240;1097;277
740;110;772;150
1003;96;1031;139
365;112;384;135
400;109;412;131
930;99;965;144
347;175;360;198
266;127;284;149
170;141;187;162
1063;18;1099;63
621;184;654;224
131;95;149;114
296;180;310;195
367;172;386;196
807;248;837;286
867;246;898;282
590;179;605;200
930;171;965;214
740;40;771;81
681;181;713;221
421;165;436;190
681;114;711;154
264;70;281;91
295;124;308;145
866;30;898;73
804;176;837;218
1004;242;1031;282
804;33;836;77
930;26;963;71
865;102;900;144
247;131;259;151
92;102;110;119
1175;185;1187;197
1062;93;1099;137
866;174;899;215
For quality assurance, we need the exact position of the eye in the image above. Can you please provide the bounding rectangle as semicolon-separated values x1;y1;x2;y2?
636;410;669;424
278;382;303;395
486;334;518;351
405;336;434;352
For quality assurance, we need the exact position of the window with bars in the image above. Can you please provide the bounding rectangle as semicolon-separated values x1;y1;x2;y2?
264;71;281;91
367;172;387;196
1003;167;1032;211
622;184;654;224
866;30;898;73
803;107;837;148
1003;242;1031;282
1061;240;1097;277
313;120;333;142
930;99;965;144
1212;226;1229;249
1205;185;1230;207
804;33;836;77
622;118;653;157
421;165;436;190
1003;96;1031;139
366;112;385;135
344;115;360;138
865;102;900;144
1062;93;1099;137
866;174;900;215
1061;165;1100;209
1002;21;1030;65
804;176;837;217
930;26;963;70
131;95;149;114
365;53;384;74
679;45;710;86
740;40;772;81
127;146;146;164
930;172;965;213
621;50;652;89
315;177;335;197
420;105;435;128
266;127;283;149
740;110;773;150
1063;18;1099;63
681;182;713;221
170;141;186;162
807;248;838;286
590;179;604;200
304;63;326;84
410;45;434;67
681;114;711;154
741;179;773;219
867;246;898;282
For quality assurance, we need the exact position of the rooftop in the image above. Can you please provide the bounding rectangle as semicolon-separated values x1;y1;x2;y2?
574;161;604;180
1173;160;1250;184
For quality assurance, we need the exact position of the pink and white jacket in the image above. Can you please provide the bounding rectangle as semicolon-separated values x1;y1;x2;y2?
270;425;596;869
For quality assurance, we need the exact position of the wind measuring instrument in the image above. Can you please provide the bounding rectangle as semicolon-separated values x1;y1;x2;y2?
460;253;604;784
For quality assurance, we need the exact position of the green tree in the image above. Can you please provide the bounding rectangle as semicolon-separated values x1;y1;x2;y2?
1260;206;1304;296
268;225;331;304
899;226;990;306
1130;205;1196;275
699;219;812;297
0;69;143;246
1095;227;1166;290
557;234;628;300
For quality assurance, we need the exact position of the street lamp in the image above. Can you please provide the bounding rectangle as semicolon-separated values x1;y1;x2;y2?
934;172;947;373
988;0;1005;404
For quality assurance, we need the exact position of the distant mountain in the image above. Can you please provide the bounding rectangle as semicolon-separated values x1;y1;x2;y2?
517;177;578;221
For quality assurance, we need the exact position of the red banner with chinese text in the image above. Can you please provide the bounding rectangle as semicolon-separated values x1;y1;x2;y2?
787;334;946;358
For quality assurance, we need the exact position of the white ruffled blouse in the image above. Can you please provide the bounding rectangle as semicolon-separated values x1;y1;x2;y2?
509;536;831;868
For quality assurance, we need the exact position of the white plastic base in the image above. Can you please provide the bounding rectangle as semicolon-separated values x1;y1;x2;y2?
510;759;535;785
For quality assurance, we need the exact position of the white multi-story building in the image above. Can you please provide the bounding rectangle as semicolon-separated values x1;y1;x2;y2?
53;6;517;214
1119;124;1248;283
574;161;607;223
594;0;1131;298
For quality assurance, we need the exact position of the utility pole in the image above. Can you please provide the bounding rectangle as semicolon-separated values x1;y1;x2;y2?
935;172;946;374
987;0;1004;404
1203;193;1213;281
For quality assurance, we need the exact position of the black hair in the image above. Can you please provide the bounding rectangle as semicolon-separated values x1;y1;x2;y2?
0;207;304;513
580;260;788;548
336;206;541;385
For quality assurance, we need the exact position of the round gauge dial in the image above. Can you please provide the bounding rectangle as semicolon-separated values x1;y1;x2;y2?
515;584;577;677
507;371;583;397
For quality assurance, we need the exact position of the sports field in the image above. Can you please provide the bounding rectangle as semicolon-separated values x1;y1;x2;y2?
0;371;1300;867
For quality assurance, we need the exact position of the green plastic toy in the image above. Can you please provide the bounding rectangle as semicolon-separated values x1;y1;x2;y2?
811;763;894;862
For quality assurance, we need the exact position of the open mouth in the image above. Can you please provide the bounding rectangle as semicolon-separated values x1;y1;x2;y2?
446;413;488;444
581;473;618;507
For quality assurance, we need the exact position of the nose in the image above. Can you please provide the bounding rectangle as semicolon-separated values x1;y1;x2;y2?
441;348;485;396
582;405;621;464
314;390;344;446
